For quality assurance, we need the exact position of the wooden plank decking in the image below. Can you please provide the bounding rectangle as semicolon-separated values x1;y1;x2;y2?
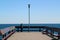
7;32;52;40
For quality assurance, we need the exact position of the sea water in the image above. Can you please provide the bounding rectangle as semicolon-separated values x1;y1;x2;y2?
0;24;60;29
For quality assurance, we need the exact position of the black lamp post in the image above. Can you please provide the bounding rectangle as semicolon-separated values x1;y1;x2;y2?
28;4;30;32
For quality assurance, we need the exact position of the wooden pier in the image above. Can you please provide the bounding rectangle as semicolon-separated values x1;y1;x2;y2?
0;24;60;40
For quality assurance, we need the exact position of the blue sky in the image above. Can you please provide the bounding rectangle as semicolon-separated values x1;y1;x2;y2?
0;0;60;24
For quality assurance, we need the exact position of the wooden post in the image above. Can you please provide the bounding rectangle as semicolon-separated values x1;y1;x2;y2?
0;35;2;40
17;28;19;32
50;29;54;38
21;24;23;32
58;32;60;39
0;30;3;40
39;27;41;32
46;29;48;35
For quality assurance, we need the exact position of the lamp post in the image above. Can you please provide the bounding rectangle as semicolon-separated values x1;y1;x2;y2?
28;4;30;32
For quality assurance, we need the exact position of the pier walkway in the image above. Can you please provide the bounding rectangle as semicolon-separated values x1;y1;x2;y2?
7;32;52;40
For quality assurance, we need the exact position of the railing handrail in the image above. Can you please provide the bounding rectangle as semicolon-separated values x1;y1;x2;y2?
0;26;15;35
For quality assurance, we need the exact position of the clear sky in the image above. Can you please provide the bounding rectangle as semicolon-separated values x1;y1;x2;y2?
0;0;60;24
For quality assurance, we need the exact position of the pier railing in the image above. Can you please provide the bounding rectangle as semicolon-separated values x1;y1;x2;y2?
15;24;60;40
0;26;15;40
0;24;60;40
